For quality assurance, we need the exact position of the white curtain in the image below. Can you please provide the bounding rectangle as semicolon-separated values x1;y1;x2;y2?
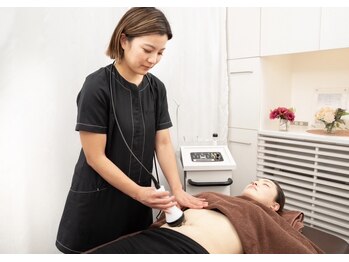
0;7;227;253
154;8;228;148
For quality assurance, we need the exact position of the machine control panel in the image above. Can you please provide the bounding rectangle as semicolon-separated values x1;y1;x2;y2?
190;152;223;162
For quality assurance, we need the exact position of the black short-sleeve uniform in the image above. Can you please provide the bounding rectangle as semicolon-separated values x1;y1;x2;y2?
55;64;172;253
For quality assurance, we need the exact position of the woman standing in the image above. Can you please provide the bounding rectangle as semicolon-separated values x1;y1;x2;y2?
55;7;207;254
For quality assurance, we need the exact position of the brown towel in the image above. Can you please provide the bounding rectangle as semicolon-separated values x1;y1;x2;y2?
279;209;304;232
152;192;324;254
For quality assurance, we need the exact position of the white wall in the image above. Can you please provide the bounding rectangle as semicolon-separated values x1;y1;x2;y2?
261;56;292;130
290;48;349;126
153;8;228;147
0;7;227;253
0;7;127;253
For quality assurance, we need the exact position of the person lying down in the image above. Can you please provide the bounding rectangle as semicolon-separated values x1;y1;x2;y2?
86;179;324;254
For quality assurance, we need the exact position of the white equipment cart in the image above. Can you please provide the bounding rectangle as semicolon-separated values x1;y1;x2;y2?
180;145;236;196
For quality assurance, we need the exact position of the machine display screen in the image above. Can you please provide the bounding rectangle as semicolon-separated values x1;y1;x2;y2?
190;152;224;162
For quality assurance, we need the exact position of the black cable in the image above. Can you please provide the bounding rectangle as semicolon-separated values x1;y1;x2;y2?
153;153;160;188
109;62;160;189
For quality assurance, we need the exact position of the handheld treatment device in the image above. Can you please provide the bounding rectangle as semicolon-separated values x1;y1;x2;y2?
156;186;185;227
109;62;185;227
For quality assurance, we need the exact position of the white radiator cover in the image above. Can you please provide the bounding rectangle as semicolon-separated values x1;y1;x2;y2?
257;131;349;243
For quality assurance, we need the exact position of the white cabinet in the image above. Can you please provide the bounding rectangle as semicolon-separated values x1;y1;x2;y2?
228;7;349;57
227;58;261;191
226;7;260;59
320;8;349;50
228;128;257;195
261;8;321;56
228;58;262;130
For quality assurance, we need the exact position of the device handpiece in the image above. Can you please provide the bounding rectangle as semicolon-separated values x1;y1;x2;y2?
156;185;185;227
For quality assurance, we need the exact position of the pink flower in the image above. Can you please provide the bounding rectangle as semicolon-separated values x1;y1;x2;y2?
269;107;295;122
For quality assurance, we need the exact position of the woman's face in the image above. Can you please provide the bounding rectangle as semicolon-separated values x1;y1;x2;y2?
120;34;168;76
241;179;280;211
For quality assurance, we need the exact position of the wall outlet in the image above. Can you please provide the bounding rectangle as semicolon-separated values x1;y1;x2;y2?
291;121;309;126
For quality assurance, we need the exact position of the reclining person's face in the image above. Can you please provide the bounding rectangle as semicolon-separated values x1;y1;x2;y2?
241;179;280;212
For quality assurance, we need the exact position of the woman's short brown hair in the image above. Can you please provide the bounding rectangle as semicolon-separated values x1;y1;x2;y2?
106;7;172;60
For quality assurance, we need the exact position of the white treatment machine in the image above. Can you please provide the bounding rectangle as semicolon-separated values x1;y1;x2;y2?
180;145;236;196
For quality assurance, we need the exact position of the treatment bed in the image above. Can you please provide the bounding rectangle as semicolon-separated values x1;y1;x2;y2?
85;192;349;254
85;224;349;254
302;226;349;254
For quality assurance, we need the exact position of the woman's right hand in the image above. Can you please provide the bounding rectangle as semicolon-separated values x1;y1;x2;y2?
135;187;177;210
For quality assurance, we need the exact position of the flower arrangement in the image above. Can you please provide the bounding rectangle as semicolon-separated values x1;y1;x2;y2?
315;107;349;133
269;107;295;122
269;107;295;131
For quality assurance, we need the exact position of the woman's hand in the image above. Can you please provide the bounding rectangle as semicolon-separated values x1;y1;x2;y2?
135;187;177;210
172;188;208;209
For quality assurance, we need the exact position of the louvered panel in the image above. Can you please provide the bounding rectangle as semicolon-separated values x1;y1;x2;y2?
259;148;349;168
259;155;349;175
298;208;347;230
258;140;349;161
280;183;348;206
257;132;349;243
301;209;348;232
258;160;349;183
258;135;349;152
257;168;349;196
286;199;348;222
285;191;349;214
257;142;317;155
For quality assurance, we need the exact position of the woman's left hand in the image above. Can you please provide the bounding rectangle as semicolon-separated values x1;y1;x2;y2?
172;188;208;209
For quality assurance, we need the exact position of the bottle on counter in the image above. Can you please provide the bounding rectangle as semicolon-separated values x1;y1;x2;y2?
212;133;218;146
